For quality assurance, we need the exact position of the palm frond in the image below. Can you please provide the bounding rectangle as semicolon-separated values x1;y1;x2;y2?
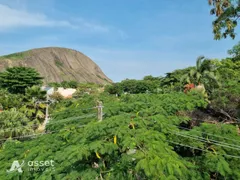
180;74;190;84
189;69;196;77
196;56;205;70
196;72;202;84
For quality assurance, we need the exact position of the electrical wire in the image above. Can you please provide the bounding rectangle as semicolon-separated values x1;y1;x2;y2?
166;140;240;159
0;131;54;142
47;113;96;125
53;106;97;115
176;125;240;143
0;125;39;131
172;131;240;151
1;119;240;160
114;110;240;144
0;113;98;131
0;113;97;142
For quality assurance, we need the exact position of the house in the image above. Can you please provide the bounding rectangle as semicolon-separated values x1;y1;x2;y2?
41;86;77;99
57;87;77;98
41;86;54;95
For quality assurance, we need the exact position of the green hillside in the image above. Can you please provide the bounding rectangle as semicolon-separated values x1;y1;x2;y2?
0;42;240;179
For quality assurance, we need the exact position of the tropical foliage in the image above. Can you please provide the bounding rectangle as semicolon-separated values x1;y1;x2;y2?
0;43;240;179
181;56;218;85
228;41;240;61
0;67;43;94
0;109;34;140
208;0;240;39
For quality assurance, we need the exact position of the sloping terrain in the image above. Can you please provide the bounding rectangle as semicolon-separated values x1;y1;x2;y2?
0;47;112;84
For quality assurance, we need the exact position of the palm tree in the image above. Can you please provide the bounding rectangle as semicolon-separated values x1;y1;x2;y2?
20;86;46;122
181;56;219;86
25;85;46;101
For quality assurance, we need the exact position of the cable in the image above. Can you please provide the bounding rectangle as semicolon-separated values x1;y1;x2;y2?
166;140;240;159
1;122;240;160
172;132;240;151
176;125;240;144
174;130;240;149
163;124;240;149
53;106;97;115
0;131;55;142
115;110;240;144
108;110;240;150
47;113;96;125
0;125;39;131
103;110;240;151
0;113;97;131
0;114;97;142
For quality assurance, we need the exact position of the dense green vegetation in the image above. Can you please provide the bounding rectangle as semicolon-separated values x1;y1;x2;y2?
0;67;43;94
48;81;79;89
0;42;239;179
0;51;29;60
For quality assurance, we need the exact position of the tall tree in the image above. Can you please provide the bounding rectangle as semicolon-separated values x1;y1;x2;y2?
0;67;43;94
25;85;46;101
209;0;240;39
228;41;240;61
181;56;218;87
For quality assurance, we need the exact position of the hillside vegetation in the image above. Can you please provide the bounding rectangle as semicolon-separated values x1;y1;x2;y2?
0;42;239;179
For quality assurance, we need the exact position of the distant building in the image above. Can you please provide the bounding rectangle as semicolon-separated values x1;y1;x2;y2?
41;86;76;99
57;87;77;98
41;86;54;95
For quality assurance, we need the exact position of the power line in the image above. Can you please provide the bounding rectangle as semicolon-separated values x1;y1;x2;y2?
0;131;54;142
172;132;240;151
0;113;97;131
1;121;240;160
115;110;240;144
174;131;240;149
112;110;240;150
166;140;240;159
176;125;240;144
47;113;96;125
0;120;92;142
0;114;97;142
53;106;97;115
0;125;39;132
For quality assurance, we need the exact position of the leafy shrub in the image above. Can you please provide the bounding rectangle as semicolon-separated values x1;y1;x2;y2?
0;109;34;139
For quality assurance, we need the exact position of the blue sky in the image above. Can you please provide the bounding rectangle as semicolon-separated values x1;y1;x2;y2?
0;0;239;82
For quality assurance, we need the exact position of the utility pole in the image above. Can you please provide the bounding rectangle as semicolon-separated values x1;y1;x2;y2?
43;94;50;127
97;101;103;122
36;94;53;130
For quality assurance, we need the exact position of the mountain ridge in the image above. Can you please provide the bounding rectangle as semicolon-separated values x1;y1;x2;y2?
0;47;112;84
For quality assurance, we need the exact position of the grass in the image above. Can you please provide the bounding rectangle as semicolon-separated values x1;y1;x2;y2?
55;59;64;67
96;75;110;82
0;51;28;60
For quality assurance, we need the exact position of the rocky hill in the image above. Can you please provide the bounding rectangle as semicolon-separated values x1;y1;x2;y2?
0;47;112;84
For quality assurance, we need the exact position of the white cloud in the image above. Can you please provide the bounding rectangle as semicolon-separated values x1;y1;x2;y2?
83;22;109;33
73;18;109;33
71;18;128;38
0;4;76;30
0;4;126;35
